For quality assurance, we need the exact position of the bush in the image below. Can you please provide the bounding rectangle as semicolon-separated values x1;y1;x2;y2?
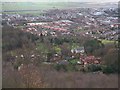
66;64;77;71
68;59;78;65
54;64;66;71
87;64;102;72
103;49;119;73
102;66;115;74
54;64;77;72
84;39;104;54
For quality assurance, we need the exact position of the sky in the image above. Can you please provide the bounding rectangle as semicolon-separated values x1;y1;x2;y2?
1;0;119;3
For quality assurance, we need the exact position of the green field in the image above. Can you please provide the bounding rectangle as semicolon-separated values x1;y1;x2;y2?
2;2;75;14
2;2;81;12
2;2;117;14
2;2;69;11
98;39;118;44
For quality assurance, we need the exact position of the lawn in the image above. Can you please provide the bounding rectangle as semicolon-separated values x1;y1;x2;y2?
98;39;118;45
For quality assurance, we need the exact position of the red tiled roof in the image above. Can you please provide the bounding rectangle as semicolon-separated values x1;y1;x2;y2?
81;55;101;64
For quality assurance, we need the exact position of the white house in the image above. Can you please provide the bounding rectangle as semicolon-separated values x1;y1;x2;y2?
71;47;85;54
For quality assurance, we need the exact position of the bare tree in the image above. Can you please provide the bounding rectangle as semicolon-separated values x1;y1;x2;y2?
19;64;46;88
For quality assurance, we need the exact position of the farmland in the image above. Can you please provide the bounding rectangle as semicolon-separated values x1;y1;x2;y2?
2;2;68;10
2;2;118;14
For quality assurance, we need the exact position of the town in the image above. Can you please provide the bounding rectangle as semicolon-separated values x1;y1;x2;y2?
2;2;119;88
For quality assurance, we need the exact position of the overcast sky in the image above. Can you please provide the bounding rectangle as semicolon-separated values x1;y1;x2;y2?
1;0;119;3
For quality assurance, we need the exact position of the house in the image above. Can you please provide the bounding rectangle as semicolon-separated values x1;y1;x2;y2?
80;55;101;67
71;47;85;54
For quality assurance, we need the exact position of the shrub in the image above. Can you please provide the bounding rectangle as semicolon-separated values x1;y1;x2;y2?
54;64;64;71
66;64;77;71
68;59;78;65
101;65;115;74
103;49;119;73
87;64;102;72
54;63;77;72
